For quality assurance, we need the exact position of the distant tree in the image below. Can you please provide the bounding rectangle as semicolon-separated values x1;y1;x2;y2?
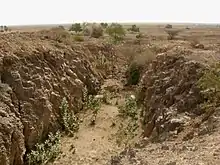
100;23;108;29
165;24;172;29
106;23;126;43
58;25;65;30
0;25;3;32
3;26;8;31
165;29;180;40
128;24;140;32
69;23;82;33
90;24;103;38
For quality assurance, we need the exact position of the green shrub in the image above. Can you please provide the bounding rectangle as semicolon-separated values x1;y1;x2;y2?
69;23;82;33
74;35;84;42
60;97;79;135
100;22;108;29
86;95;102;125
118;95;138;119
106;23;126;43
26;132;61;165
126;49;155;85
128;24;140;32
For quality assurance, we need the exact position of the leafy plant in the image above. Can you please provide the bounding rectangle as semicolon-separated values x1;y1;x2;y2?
106;23;126;43
69;23;82;33
26;131;61;165
198;64;220;105
118;95;138;119
86;95;102;125
60;97;79;135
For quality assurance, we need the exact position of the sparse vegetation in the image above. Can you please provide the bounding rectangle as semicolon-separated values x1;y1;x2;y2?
118;95;138;119
126;49;155;85
90;24;104;38
26;131;61;165
100;22;108;29
165;24;172;28
106;23;126;43
128;24;140;32
60;97;79;136
0;25;8;32
69;23;82;33
198;64;220;107
165;29;180;40
135;32;144;44
86;95;102;125
73;34;84;42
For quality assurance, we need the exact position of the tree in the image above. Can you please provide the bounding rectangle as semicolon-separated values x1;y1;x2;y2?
128;24;140;32
69;23;82;33
100;23;108;29
106;23;126;43
164;29;180;40
165;24;172;29
90;24;103;38
0;25;3;32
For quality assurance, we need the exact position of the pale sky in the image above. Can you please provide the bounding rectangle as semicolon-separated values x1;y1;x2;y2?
1;0;219;25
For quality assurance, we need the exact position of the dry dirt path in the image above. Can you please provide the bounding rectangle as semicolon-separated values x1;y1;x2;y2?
52;103;124;165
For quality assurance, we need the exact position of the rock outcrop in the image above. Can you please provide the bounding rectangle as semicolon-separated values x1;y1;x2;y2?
0;31;115;165
137;54;208;141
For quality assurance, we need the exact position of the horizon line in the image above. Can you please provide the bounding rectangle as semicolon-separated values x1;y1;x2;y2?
5;21;220;27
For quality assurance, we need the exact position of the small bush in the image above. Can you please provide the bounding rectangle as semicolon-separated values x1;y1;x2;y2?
60;97;79;136
135;32;144;44
58;25;65;30
86;95;102;125
118;95;138;119
100;22;108;29
165;29;180;40
165;24;172;28
69;23;82;33
106;23;126;43
74;35;84;42
128;24;140;32
126;49;155;85
90;24;104;38
26;132;61;165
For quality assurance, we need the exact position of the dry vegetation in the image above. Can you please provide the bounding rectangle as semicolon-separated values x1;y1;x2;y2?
1;22;220;165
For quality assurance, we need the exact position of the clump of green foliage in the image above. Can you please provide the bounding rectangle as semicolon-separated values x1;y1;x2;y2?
26;132;61;165
69;23;82;33
73;34;84;42
128;24;140;32
86;95;102;125
106;23;126;43
60;97;79;136
115;119;139;146
100;22;108;29
197;64;220;108
115;95;140;146
118;95;138;120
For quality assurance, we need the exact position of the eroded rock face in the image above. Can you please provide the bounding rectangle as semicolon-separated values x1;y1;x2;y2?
0;32;115;165
137;54;206;140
